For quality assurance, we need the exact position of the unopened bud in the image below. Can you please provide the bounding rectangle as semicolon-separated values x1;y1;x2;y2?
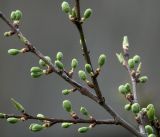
8;49;20;56
98;54;106;67
61;123;72;128
61;1;70;13
63;100;72;112
131;103;140;114
78;70;87;81
7;117;19;124
78;127;90;133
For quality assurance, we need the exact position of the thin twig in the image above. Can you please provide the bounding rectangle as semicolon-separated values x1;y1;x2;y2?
4;113;117;125
0;12;145;137
123;52;146;135
74;0;104;104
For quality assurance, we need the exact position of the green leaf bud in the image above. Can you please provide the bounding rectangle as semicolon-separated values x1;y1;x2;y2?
78;70;87;81
39;56;51;67
148;134;156;137
4;31;13;37
55;60;64;70
85;64;92;74
62;89;70;95
8;49;20;56
123;36;129;50
61;1;70;13
124;104;131;111
7;117;19;124
29;123;43;132
145;125;154;135
118;85;127;95
80;107;89;116
37;114;45;118
15;10;22;20
124;83;131;93
61;123;72;128
78;127;90;133
116;53;125;64
131;103;140;114
139;76;148;83
63;100;72;112
137;62;142;73
71;58;78;69
11;98;25;112
10;11;16;21
71;7;77;18
133;55;141;64
98;54;106;67
30;67;43;73
146;104;155;121
84;8;92;20
56;52;63;61
31;72;43;78
0;113;6;118
128;59;135;69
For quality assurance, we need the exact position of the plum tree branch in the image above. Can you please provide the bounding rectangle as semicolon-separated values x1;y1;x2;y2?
0;11;145;137
3;113;117;125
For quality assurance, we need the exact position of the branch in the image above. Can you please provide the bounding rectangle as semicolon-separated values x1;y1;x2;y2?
0;12;145;137
0;11;98;103
3;113;117;126
74;0;104;103
123;49;146;135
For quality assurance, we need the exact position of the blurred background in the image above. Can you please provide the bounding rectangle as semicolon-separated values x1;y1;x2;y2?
0;0;160;137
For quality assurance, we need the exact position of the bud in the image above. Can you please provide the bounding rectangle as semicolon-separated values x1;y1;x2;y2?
4;31;13;37
31;72;43;78
7;117;19;124
133;55;140;64
10;11;16;21
0;113;6;118
131;103;140;114
123;36;129;50
30;67;43;73
145;125;153;135
39;56;51;67
37;114;45;118
11;98;25;112
61;123;72;128
8;49;20;56
137;62;142;73
56;52;63;61
63;100;72;112
124;104;131;111
61;1;70;13
78;70;87;81
118;85;127;95
128;59;135;69
78;127;90;133
139;76;148;83
55;60;64;70
71;8;77;18
85;64;92;74
29;123;43;132
80;107;89;116
146;104;155;121
116;53;125;64
98;54;106;67
148;134;156;137
62;89;70;95
84;8;92;20
124;83;131;93
15;10;22;20
71;58;78;69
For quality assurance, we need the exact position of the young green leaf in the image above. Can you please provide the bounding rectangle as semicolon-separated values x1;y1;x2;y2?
11;98;25;112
